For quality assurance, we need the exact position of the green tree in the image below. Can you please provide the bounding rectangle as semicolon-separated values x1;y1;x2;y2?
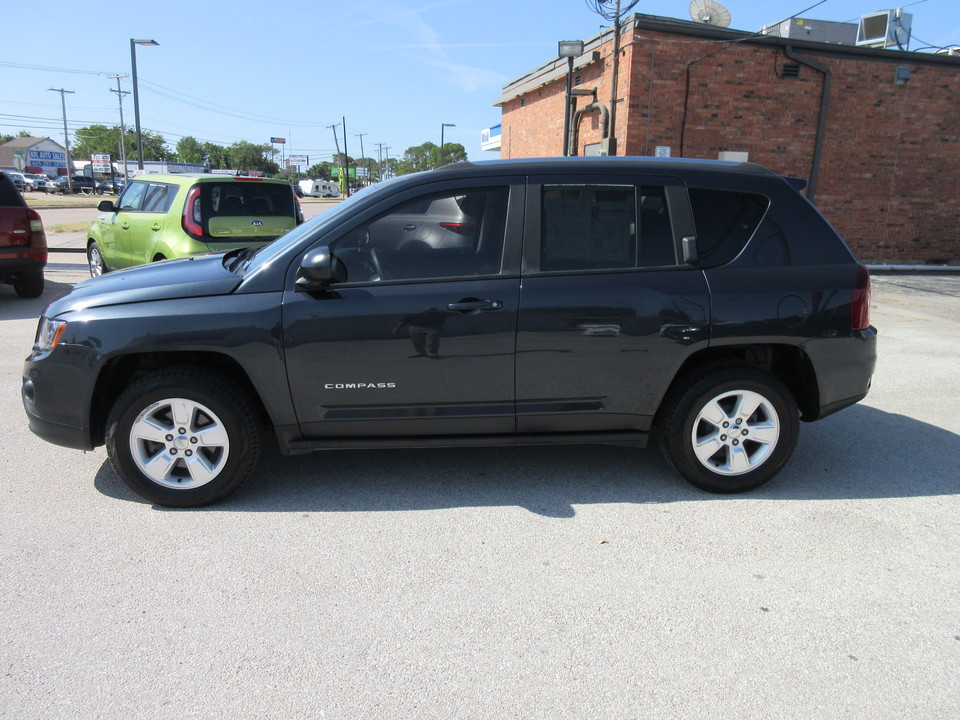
176;136;206;165
72;124;172;164
396;142;438;175
203;142;230;170
228;141;279;174
304;161;332;180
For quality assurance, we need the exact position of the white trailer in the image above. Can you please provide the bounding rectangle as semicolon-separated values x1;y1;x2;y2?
298;179;340;198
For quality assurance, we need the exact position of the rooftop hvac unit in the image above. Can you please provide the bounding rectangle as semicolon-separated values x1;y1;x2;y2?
760;18;858;45
856;9;912;49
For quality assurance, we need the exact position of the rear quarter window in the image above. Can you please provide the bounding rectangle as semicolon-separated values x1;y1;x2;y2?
688;187;767;268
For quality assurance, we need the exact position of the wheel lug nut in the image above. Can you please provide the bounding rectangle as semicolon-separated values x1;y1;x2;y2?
165;434;174;442
732;439;740;446
190;437;198;444
722;422;729;428
170;448;178;455
742;429;749;436
185;450;193;457
178;428;186;434
720;435;727;441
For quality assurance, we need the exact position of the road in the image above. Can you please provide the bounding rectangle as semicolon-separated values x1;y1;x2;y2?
0;256;958;718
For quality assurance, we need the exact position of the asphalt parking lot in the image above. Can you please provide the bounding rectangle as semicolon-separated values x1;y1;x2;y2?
0;262;957;719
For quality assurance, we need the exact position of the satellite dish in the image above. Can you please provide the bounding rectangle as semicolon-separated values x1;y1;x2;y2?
689;0;732;27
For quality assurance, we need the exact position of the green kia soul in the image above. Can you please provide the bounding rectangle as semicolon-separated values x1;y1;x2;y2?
86;174;302;276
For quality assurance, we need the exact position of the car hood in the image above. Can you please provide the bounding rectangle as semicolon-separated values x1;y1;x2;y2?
46;254;242;316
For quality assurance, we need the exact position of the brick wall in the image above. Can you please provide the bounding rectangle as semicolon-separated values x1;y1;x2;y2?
499;20;960;265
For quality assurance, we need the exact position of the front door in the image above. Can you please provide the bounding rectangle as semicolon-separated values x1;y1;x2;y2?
283;183;523;437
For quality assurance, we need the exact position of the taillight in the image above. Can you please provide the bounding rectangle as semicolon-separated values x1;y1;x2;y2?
851;262;871;331
26;209;48;263
438;222;474;236
182;185;203;237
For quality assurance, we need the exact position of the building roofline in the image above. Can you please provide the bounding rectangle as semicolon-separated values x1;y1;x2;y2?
494;12;960;106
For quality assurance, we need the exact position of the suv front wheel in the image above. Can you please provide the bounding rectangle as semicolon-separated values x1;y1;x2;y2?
105;368;261;507
659;366;800;493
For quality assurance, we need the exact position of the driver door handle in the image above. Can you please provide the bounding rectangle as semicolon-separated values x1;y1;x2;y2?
447;299;502;313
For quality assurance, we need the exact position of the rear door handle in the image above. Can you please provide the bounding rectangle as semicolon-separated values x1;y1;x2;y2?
447;299;503;313
402;224;417;231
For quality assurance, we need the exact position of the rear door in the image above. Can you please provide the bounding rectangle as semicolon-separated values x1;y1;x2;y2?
516;175;710;434
282;178;524;437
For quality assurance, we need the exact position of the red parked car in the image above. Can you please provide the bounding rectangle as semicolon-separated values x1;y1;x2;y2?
0;171;47;298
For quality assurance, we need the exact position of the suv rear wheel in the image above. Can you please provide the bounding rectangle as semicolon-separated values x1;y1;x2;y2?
659;366;799;493
105;368;261;507
14;273;44;299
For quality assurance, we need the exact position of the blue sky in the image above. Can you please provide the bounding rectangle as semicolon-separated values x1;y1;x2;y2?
1;0;957;164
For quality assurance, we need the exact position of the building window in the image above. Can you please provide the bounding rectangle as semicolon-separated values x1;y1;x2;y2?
781;63;801;79
520;97;525;108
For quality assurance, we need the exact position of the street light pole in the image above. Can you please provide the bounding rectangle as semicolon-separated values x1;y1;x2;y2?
107;74;129;182
558;41;584;157
48;88;75;193
440;123;455;167
130;38;158;172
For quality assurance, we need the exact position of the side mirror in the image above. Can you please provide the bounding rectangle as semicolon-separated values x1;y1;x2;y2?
97;200;117;213
681;236;699;265
295;245;346;291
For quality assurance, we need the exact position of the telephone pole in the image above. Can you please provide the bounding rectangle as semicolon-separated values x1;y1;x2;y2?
107;75;130;181
48;88;75;193
354;132;367;187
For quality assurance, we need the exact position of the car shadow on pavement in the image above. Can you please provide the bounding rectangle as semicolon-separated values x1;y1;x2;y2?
92;404;959;514
0;278;74;322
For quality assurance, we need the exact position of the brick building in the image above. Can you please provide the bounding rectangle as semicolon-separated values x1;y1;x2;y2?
495;14;960;265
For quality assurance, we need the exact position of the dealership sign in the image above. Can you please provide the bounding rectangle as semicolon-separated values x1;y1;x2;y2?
28;149;67;168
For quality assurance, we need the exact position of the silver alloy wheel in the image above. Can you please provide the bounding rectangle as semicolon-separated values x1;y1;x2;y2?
128;397;230;489
691;389;780;476
88;245;104;277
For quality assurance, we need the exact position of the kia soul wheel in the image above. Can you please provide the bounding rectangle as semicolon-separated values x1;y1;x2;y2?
106;368;260;507
660;367;800;493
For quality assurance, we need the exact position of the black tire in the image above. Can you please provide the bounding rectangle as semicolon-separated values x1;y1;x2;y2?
658;365;799;493
105;368;261;507
88;241;107;277
14;272;44;299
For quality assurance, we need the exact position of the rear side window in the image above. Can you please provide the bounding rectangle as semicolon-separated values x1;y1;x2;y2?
539;185;677;272
0;173;25;207
688;188;768;268
204;182;294;217
141;183;177;213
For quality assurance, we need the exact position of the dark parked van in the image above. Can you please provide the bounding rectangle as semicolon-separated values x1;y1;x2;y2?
23;158;876;506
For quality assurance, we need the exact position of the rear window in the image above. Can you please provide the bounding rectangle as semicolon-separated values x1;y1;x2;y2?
0;173;26;207
204;182;294;218
688;188;768;268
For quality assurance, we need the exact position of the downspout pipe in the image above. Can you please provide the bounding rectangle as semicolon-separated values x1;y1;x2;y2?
569;101;610;156
784;45;831;203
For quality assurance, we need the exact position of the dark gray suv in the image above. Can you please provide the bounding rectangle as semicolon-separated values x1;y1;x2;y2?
22;158;877;507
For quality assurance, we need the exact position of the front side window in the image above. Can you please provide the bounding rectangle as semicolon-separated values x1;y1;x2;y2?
540;184;676;271
331;187;509;283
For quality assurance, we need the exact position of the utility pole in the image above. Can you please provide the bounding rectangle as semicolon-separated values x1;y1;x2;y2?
48;88;75;193
341;117;349;197
355;132;367;187
107;75;130;182
376;142;386;181
327;123;342;194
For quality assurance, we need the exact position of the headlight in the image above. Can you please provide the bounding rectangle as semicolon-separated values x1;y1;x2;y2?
35;317;67;352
